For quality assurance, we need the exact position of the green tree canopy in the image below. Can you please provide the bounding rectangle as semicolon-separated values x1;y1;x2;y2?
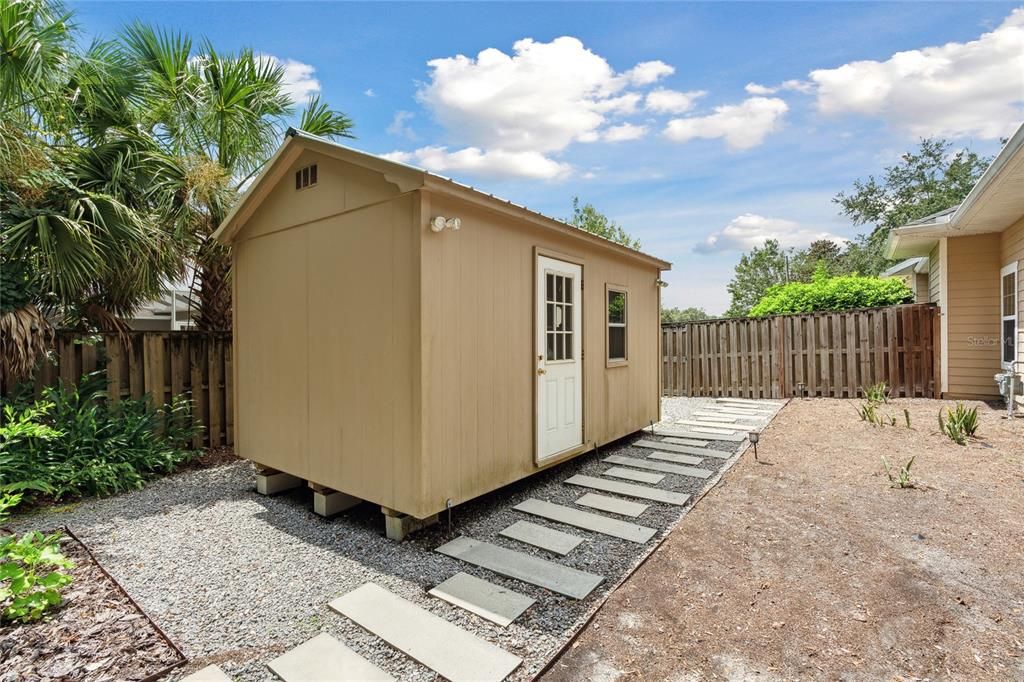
566;197;641;250
661;306;711;323
725;239;792;317
833;138;990;274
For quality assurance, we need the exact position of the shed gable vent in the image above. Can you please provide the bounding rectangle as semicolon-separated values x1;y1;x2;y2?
295;164;318;190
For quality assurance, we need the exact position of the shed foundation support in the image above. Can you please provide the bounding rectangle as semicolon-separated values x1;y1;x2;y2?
382;507;439;541
311;484;361;517
255;468;303;495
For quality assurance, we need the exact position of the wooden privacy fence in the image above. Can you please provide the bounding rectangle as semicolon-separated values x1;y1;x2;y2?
662;303;940;399
15;331;232;449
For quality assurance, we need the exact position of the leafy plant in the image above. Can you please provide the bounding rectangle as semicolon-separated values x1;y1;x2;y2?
749;270;913;317
0;531;74;623
0;372;201;513
863;382;891;404
938;403;979;445
882;455;916;489
904;408;912;429
857;401;879;424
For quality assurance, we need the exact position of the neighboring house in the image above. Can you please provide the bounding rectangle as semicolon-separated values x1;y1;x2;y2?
212;128;671;538
887;123;1024;403
129;283;195;331
880;256;930;304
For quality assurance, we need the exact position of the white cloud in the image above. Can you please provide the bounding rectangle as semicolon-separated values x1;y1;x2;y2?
603;123;648;142
644;88;706;114
663;97;788;150
386;110;416;139
364;88;376;97
258;55;320;102
744;82;776;96
810;8;1024;139
624;60;675;85
381;146;572;180
400;36;677;179
745;80;813;95
695;213;846;253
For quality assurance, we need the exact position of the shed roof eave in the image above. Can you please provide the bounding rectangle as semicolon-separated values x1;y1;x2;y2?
422;177;672;271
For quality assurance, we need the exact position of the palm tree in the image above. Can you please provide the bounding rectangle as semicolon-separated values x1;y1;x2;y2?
122;23;354;330
1;0;183;384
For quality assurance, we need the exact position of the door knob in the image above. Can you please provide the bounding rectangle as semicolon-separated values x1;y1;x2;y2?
537;368;547;375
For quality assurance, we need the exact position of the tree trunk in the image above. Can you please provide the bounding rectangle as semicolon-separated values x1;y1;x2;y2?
194;241;232;331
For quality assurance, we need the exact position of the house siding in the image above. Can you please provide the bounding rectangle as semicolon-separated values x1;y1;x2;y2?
944;232;1002;398
1002;216;1024;407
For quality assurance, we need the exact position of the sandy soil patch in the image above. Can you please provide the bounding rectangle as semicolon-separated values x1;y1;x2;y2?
544;398;1024;681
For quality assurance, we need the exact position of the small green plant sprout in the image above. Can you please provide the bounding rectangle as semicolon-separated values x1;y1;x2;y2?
938;403;980;445
904;408;912;429
857;401;880;424
882;455;916;489
0;531;74;623
863;382;891;404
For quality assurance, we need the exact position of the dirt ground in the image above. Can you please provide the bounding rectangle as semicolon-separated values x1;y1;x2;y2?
545;398;1024;681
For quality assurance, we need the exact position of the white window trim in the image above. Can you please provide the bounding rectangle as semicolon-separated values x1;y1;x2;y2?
1001;261;1018;370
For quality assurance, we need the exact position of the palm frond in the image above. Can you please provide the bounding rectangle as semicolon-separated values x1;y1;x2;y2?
299;95;355;140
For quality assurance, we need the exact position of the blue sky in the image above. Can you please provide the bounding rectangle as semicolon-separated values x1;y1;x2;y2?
73;2;1024;313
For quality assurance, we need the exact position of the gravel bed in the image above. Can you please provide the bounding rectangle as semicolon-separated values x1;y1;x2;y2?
12;397;779;681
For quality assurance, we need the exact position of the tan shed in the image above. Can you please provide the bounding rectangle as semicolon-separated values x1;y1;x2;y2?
213;129;671;537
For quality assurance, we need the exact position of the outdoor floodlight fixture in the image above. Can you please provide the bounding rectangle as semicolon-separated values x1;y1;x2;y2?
430;216;461;233
656;278;669;288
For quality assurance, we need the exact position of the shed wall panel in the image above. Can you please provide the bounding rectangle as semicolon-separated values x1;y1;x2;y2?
417;192;662;517
1002;216;1024;407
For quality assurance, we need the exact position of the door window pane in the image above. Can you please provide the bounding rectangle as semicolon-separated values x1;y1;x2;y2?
1003;319;1015;364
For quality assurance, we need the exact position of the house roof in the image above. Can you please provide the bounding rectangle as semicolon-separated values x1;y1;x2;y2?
886;121;1024;259
213;128;671;270
880;256;929;278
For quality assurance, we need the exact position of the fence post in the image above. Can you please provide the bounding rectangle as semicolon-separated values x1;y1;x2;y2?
774;316;787;398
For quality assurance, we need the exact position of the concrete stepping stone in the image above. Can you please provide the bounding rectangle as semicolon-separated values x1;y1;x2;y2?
330;582;522;682
499;520;583;556
429;572;535;627
642;425;710;441
267;633;394;682
575;493;648;518
691;413;739;422
181;666;233;682
646;450;707;465
435;536;603;599
716;398;781;408
642;442;734;459
602;466;664;484
514;498;656;544
621;448;702;465
660;436;712;447
604;454;712;479
673;420;742;433
651;428;747;443
564;475;691;506
702;405;769;416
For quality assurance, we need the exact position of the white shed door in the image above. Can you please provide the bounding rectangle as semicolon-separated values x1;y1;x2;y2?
536;255;583;462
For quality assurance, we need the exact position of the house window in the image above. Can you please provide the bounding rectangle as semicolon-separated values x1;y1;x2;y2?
295;164;318;190
1002;262;1018;367
545;272;574;361
607;287;627;363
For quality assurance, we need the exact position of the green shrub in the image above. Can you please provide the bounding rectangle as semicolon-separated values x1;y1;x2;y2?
938;402;979;445
862;382;891;404
0;531;74;623
0;372;201;512
748;269;913;317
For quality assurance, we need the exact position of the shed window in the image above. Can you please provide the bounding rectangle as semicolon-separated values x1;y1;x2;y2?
1002;262;1018;367
295;164;318;190
607;288;627;362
